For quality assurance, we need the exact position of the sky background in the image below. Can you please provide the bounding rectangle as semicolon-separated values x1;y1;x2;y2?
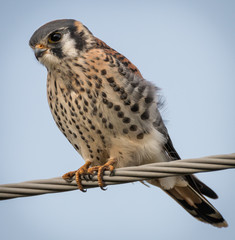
0;0;234;239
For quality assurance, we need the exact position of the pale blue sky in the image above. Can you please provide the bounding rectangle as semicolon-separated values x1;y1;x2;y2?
0;1;234;239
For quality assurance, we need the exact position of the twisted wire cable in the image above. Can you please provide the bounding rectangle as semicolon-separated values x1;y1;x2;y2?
1;153;235;201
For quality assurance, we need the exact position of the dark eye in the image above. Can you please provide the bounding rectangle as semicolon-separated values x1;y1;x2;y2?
48;32;62;43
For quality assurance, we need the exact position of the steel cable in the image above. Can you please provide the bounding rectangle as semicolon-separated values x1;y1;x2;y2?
0;153;234;201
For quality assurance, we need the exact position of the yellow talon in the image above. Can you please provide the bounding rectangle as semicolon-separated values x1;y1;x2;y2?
62;161;92;192
62;158;117;191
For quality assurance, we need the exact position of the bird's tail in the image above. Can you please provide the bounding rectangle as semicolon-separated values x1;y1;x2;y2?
149;180;228;228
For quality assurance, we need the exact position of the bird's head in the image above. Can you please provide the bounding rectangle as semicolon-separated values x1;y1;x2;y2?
29;19;95;70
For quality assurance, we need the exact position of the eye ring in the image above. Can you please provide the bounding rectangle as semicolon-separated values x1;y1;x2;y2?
48;32;62;43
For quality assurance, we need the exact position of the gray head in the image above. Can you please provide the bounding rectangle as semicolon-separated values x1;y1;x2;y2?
29;19;95;69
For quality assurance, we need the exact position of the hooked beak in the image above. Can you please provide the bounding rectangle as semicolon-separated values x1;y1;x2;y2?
34;45;48;60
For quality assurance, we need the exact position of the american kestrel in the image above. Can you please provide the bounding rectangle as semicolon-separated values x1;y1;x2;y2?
29;19;227;227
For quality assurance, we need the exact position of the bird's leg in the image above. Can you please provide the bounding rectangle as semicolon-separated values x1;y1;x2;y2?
62;161;92;192
88;158;117;190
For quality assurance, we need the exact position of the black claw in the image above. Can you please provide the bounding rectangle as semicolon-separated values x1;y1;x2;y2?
80;188;87;193
88;174;93;181
83;174;90;181
100;186;107;191
63;177;73;183
110;170;115;176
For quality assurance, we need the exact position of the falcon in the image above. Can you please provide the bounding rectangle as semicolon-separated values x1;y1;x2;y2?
29;19;227;227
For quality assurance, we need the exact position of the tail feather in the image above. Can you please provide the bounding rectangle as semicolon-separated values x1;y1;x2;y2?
164;185;228;228
158;134;224;226
189;175;218;199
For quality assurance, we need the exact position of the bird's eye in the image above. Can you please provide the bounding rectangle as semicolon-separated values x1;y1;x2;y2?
48;32;62;43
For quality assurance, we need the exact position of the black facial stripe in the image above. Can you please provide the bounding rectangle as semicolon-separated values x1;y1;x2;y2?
68;26;86;51
51;47;64;58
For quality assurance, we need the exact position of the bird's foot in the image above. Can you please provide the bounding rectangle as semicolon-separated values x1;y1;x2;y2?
88;158;117;190
62;161;92;192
